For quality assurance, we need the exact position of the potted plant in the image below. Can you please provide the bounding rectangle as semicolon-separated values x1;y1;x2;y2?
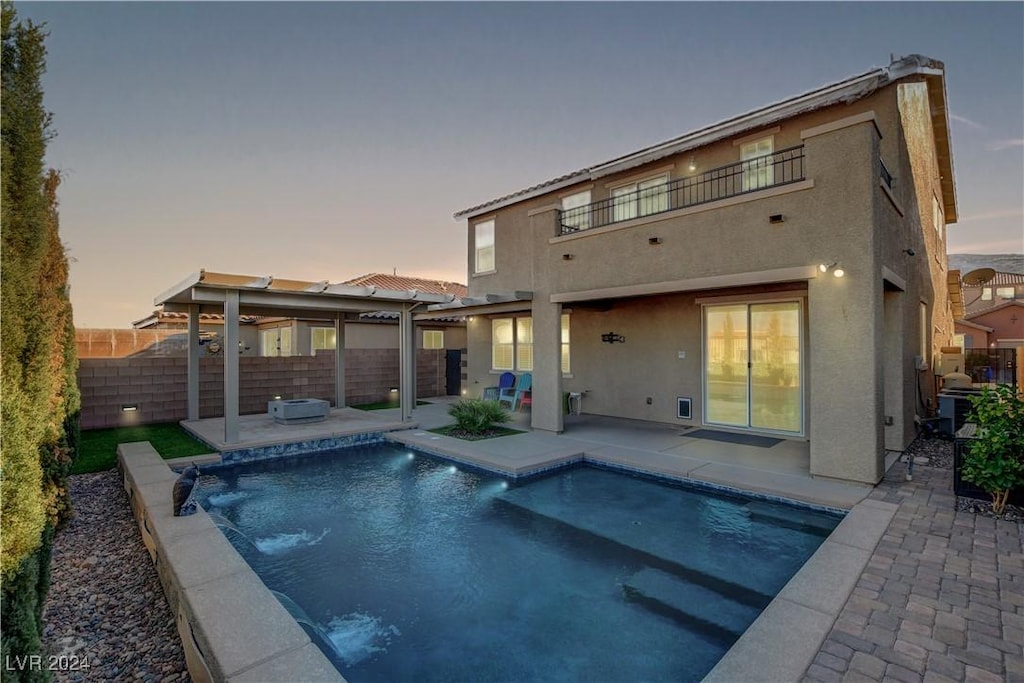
960;384;1024;515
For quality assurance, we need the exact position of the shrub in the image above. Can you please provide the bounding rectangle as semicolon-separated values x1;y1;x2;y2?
962;384;1024;515
448;398;510;436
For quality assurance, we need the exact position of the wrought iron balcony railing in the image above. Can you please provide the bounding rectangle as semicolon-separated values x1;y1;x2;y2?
558;145;805;235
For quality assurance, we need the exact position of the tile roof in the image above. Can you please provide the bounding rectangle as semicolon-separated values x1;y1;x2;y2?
962;271;1024;287
343;273;467;299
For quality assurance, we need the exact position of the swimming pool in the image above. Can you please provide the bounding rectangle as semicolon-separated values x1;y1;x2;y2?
196;442;841;682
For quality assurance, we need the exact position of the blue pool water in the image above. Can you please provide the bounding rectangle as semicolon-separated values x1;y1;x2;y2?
196;442;841;682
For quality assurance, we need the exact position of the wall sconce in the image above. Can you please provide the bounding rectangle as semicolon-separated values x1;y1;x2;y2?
819;261;845;278
601;332;626;344
562;253;574;260
121;404;139;412
688;156;697;172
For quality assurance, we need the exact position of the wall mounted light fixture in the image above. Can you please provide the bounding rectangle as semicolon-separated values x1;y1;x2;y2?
601;332;626;344
902;248;916;256
818;261;846;278
688;156;697;172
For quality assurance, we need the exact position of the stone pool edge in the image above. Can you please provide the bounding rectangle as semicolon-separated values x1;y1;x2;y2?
117;441;345;683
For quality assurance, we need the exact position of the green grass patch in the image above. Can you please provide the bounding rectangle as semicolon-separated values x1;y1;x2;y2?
74;423;211;474
352;399;431;411
428;425;525;441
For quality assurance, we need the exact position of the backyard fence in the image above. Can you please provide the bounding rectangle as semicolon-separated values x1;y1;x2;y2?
78;349;447;430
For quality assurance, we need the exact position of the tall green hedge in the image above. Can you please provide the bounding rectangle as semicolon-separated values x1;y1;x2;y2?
1;3;80;679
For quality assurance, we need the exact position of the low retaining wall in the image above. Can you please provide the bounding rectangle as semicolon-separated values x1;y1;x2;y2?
117;443;344;682
81;349;447;430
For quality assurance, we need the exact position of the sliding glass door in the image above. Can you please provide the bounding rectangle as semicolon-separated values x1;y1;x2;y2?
704;301;802;434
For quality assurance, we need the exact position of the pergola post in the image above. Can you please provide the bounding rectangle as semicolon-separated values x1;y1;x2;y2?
334;314;346;408
399;306;415;422
187;304;200;421
224;290;240;443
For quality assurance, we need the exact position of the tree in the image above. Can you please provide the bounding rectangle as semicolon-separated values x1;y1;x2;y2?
1;4;80;679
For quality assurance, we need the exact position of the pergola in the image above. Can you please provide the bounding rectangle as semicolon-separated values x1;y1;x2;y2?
156;270;457;443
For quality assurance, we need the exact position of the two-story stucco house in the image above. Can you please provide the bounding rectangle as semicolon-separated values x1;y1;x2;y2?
429;54;959;486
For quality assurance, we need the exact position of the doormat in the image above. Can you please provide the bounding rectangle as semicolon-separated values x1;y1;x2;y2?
685;429;783;448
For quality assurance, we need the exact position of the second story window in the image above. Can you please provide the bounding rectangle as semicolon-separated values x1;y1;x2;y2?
982;287;993;301
561;190;591;232
611;174;669;222
740;137;774;191
996;287;1015;300
475;219;495;274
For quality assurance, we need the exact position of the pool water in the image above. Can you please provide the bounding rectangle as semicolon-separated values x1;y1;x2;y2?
197;443;841;682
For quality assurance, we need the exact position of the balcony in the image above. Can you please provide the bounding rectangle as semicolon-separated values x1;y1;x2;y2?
559;145;805;235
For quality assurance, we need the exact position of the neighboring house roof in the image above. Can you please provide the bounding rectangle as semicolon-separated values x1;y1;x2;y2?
964;299;1024;321
954;319;995;333
963;271;1024;287
133;309;260;329
343;273;467;299
454;54;955;223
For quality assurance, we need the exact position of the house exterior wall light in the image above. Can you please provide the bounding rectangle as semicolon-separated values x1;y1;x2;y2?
819;261;845;278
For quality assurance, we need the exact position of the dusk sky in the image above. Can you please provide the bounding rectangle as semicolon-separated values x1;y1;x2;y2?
17;1;1024;328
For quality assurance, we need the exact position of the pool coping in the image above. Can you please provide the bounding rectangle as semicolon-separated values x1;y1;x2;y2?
117;442;345;683
121;438;896;683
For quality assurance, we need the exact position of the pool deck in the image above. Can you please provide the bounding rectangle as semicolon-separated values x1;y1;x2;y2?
151;399;1022;683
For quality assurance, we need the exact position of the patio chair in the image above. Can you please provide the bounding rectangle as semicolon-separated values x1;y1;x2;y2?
499;373;532;411
483;372;515;401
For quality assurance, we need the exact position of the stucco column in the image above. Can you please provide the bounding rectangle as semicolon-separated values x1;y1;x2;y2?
530;302;564;433
334;315;346;408
223;290;240;444
187;304;200;421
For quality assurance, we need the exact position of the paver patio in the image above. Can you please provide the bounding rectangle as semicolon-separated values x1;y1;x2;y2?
802;462;1023;683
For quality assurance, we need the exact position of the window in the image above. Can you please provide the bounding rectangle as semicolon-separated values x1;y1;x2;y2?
516;318;533;371
996;287;1015;300
561;190;591;232
261;326;293;357
423;330;444;349
919;303;928;361
492;318;514;370
491;315;571;373
611;174;669;222
981;287;993;301
311;327;336;354
560;313;571;374
740;137;774;191
475;220;495;274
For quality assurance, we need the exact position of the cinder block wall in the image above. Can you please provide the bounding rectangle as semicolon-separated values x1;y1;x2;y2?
78;349;447;429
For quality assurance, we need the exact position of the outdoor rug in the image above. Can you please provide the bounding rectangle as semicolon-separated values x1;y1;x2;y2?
684;429;783;448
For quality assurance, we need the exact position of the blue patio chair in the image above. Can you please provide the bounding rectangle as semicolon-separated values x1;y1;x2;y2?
483;371;515;401
499;373;532;411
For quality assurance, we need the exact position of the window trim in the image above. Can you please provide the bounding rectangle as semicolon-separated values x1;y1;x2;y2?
490;314;571;374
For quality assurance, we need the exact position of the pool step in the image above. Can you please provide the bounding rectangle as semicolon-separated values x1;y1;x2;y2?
492;496;772;608
743;501;836;537
622;568;763;645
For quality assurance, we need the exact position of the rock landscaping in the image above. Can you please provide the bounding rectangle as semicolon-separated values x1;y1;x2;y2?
42;471;189;682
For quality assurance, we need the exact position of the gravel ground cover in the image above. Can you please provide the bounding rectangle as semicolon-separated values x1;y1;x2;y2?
902;435;1023;523
42;471;190;683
